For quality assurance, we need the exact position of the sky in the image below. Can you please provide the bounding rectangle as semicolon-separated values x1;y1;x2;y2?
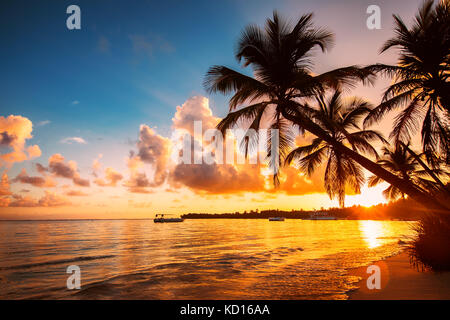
0;0;426;219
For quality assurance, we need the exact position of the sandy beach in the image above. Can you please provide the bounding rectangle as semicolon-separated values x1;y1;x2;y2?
348;251;450;300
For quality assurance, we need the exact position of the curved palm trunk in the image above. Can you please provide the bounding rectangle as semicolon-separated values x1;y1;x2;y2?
279;107;450;213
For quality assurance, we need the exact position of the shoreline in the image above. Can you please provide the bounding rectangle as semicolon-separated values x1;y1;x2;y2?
347;250;450;300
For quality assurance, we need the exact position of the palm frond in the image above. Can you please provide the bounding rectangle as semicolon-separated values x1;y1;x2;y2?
297;146;327;176
390;97;425;144
284;137;324;166
204;66;271;109
364;89;416;127
368;175;384;187
216;102;268;135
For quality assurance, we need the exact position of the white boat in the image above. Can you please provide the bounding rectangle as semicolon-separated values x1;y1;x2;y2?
305;211;336;220
153;214;184;223
268;217;285;221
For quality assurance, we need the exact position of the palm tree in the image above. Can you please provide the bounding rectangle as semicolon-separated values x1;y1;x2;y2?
285;91;386;207
365;0;450;164
368;144;446;201
204;11;449;212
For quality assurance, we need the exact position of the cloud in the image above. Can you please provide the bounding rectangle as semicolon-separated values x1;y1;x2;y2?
167;96;270;194
125;125;171;192
94;167;123;187
12;168;56;188
60;137;87;144
136;125;171;184
48;154;76;178
65;190;88;196
27;145;42;158
0;115;41;166
35;163;48;174
124;172;154;194
0;131;16;146
47;153;90;187
73;176;90;187
92;153;103;176
72;100;80;105
120;95;325;196
37;120;51;127
0;197;10;207
170;163;265;194
172;96;219;136
38;191;71;207
7;191;70;207
129;34;174;59
0;171;12;196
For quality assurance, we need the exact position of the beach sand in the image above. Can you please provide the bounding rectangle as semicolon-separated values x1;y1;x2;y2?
348;252;450;299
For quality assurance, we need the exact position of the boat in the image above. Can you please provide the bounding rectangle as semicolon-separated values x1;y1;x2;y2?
268;217;285;221
304;211;336;220
153;214;184;223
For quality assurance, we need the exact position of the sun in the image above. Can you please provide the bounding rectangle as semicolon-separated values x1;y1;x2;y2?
345;184;389;208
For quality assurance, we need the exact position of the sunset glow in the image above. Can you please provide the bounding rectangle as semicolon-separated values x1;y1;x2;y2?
0;0;449;304
0;0;442;221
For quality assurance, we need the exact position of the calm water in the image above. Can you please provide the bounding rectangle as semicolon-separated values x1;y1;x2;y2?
0;219;416;299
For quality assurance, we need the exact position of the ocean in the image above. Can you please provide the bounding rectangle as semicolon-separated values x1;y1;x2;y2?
0;219;415;299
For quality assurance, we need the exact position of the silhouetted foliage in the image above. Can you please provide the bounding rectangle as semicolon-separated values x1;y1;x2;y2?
182;197;429;220
366;0;450;164
409;214;450;271
285;90;386;206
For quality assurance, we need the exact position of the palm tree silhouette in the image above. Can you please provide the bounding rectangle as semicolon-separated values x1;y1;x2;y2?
204;11;449;212
366;0;450;163
285;91;386;207
368;144;446;201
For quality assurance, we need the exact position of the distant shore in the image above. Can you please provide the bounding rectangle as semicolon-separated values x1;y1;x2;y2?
180;199;427;221
347;251;450;300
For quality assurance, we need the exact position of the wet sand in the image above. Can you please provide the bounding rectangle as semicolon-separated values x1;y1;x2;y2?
348;252;450;300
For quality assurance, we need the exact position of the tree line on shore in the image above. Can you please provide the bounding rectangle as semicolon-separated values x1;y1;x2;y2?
182;197;429;220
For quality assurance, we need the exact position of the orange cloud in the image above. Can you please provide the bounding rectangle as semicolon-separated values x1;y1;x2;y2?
170;163;265;194
92;153;103;176
172;96;219;135
122;96;325;197
13;168;56;188
123;172;154;193
125;125;171;192
27;145;42;159
0;171;12;196
0;115;41;166
94;167;123;187
45;153;90;187
65;190;88;196
6;191;70;207
136;125;171;185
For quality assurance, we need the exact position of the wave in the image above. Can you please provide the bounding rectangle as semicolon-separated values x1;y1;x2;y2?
0;254;116;271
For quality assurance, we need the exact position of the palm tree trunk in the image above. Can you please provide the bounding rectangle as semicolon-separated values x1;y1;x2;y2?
402;143;450;196
279;107;450;213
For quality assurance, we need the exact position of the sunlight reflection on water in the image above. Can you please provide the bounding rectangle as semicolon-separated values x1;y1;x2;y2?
0;219;415;299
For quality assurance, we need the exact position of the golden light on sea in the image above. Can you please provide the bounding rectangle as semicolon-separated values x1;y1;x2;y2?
359;220;385;249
